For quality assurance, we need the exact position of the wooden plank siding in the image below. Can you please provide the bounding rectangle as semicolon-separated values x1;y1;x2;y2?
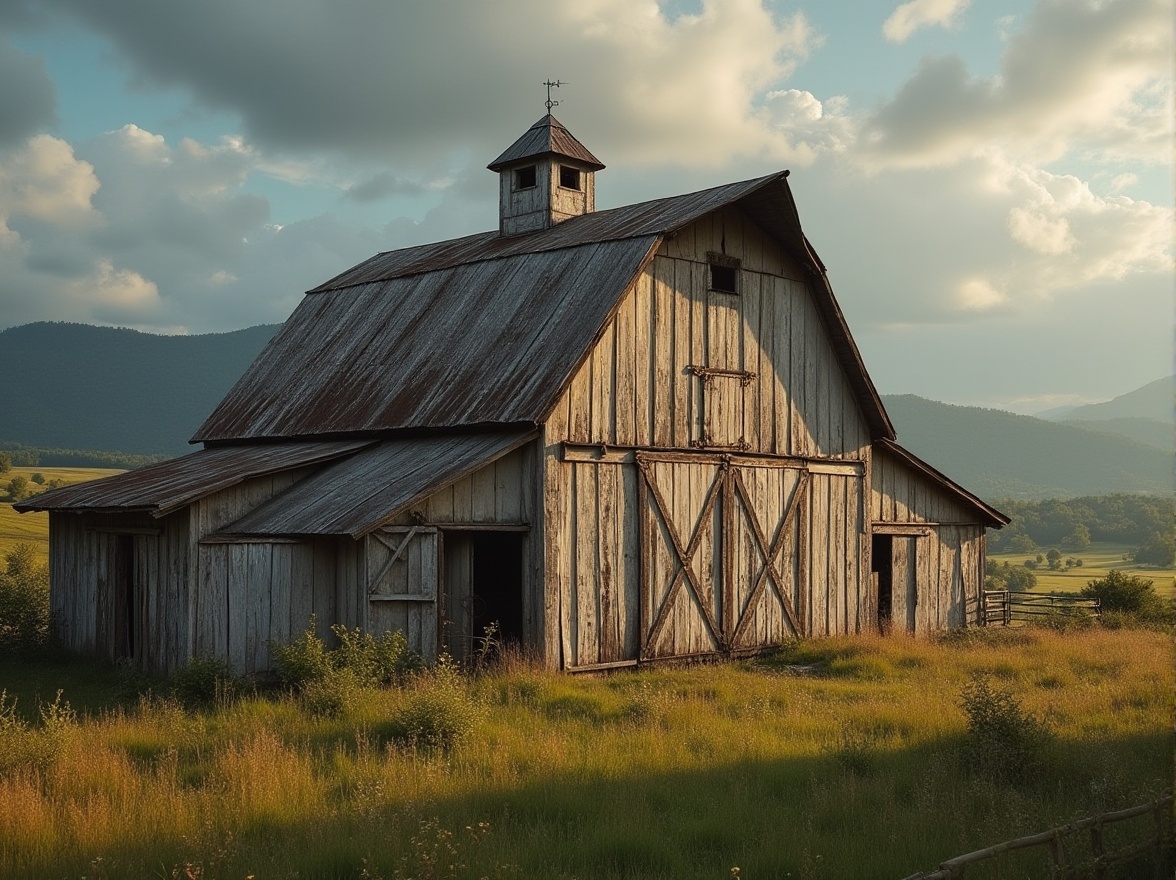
559;209;870;460
871;447;990;630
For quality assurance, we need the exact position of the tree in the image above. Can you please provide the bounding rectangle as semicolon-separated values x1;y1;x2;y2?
29;473;45;485
1062;524;1091;551
1046;548;1063;571
1008;534;1037;553
1023;559;1038;570
3;476;30;502
1004;565;1037;591
1133;532;1175;567
0;452;9;474
1081;570;1170;620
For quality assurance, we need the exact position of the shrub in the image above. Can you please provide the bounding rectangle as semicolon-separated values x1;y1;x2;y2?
171;656;240;708
0;543;51;654
958;674;1050;783
0;689;76;774
1081;570;1172;622
390;659;482;751
270;616;335;690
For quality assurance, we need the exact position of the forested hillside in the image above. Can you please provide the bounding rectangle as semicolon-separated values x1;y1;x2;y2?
0;322;280;455
882;395;1172;500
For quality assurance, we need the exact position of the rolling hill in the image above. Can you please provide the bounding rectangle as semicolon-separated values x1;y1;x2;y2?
0;322;280;455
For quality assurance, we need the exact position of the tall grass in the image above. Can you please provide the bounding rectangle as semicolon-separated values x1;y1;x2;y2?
0;626;1171;879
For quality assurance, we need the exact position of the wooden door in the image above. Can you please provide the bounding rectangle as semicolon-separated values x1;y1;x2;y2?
636;453;809;659
366;526;438;660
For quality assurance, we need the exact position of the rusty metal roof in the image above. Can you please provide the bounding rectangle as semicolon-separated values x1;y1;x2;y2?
218;432;534;539
487;114;604;172
14;441;371;516
875;438;1010;527
194;171;895;444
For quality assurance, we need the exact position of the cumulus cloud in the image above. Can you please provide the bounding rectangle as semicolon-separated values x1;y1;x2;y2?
33;0;819;169
883;0;970;43
862;0;1173;167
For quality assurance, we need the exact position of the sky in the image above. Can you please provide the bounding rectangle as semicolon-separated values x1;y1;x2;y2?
0;0;1171;414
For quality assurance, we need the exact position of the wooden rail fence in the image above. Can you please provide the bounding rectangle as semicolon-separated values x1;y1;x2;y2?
901;792;1173;879
982;590;1100;627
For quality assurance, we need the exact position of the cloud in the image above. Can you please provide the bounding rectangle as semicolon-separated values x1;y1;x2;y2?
863;0;1172;167
34;0;819;169
883;0;970;43
0;36;56;147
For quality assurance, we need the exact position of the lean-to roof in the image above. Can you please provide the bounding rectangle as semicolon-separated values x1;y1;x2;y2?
194;172;894;444
219;431;533;539
14;441;370;516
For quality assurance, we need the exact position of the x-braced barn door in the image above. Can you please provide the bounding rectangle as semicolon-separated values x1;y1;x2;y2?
637;453;808;660
366;526;438;660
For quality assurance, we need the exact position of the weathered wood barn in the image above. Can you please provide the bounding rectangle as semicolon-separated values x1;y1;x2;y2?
20;115;1007;674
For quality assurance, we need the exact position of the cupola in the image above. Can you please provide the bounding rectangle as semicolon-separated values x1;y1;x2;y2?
487;114;605;236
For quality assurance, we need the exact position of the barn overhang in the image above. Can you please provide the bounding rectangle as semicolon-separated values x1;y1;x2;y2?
215;430;536;540
13;441;374;517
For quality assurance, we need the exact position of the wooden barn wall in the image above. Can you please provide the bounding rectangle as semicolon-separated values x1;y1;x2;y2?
554;206;870;461
335;447;544;662
870;449;988;630
192;467;333;675
49;509;191;674
539;438;868;668
870;449;978;524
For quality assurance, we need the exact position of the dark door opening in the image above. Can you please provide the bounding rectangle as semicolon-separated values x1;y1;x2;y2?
470;532;524;647
113;534;138;660
872;534;893;635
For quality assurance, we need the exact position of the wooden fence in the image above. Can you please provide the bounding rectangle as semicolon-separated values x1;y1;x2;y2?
901;792;1173;879
982;590;1100;626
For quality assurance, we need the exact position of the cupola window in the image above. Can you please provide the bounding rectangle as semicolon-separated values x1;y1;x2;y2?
559;165;581;191
514;165;537;190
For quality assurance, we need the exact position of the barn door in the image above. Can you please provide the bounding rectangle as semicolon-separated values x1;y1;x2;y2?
636;453;809;659
726;465;808;650
366;526;438;660
637;455;725;659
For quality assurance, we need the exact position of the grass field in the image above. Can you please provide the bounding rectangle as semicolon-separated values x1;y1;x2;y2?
989;542;1175;598
0;627;1171;879
0;467;121;563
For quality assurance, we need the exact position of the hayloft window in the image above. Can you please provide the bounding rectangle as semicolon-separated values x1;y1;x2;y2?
514;165;537;190
707;252;741;295
559;165;581;190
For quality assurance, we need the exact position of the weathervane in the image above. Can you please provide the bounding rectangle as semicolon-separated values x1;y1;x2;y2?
544;79;565;111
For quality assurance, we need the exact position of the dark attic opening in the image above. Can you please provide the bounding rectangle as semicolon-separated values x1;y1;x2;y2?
443;530;524;661
708;252;740;294
514;165;537;190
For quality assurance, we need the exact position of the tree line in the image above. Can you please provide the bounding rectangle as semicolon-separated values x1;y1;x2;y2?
988;493;1174;566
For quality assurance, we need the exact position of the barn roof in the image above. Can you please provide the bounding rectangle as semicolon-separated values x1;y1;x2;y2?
193;171;894;445
487;114;605;171
218;431;534;539
14;441;370;516
874;438;1009;528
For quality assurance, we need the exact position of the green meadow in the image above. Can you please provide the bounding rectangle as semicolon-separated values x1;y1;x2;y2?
989;543;1175;599
0;627;1171;879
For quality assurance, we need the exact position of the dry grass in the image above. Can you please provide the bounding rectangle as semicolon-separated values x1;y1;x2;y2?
0;626;1171;879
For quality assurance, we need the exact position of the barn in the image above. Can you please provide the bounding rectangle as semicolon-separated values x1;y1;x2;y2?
19;114;1007;675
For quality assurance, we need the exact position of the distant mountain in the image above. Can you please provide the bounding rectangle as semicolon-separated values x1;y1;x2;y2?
882;395;1173;501
1057;417;1171;452
0;322;280;455
1051;376;1173;423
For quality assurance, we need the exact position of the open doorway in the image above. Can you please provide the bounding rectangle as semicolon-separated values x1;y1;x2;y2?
872;534;893;635
442;530;524;662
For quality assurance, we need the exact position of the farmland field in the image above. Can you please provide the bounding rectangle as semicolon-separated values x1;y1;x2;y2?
0;467;121;562
0;627;1171;879
989;542;1175;598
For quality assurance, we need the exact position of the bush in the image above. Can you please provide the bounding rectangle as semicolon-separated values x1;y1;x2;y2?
959;674;1050;783
0;689;76;774
270;617;335;690
0;544;51;654
1132;532;1175;567
391;659;483;751
1081;570;1172;622
171;656;240;708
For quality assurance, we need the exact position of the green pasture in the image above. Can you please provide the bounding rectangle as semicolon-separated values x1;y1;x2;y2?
989;542;1175;599
0;467;121;562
